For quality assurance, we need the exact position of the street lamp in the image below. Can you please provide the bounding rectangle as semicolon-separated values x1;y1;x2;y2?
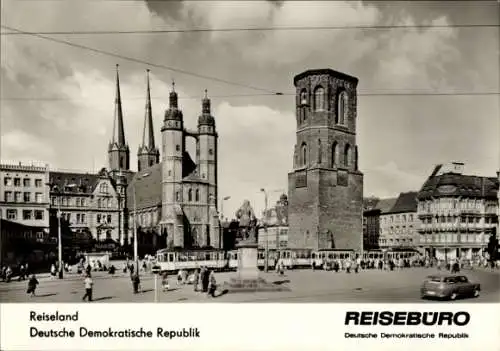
47;183;63;279
260;188;269;272
220;196;231;221
132;172;150;275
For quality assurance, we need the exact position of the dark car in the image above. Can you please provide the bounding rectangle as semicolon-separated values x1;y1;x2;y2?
420;274;480;300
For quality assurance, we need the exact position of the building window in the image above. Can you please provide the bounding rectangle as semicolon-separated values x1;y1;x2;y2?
4;177;12;186
209;148;213;155
344;144;351;167
97;199;102;208
100;183;108;194
81;214;86;223
81;198;86;207
337;91;348;125
23;178;31;187
317;139;322;164
6;209;17;219
176;145;180;152
300;89;307;105
35;193;43;203
301;142;307;166
14;178;21;186
176;191;180;202
76;213;81;223
23;210;32;220
314;86;325;111
331;142;338;166
107;215;112;224
106;230;112;240
188;188;192;202
97;229;102;241
14;192;21;202
34;210;44;220
97;214;101;223
35;179;42;187
4;191;12;202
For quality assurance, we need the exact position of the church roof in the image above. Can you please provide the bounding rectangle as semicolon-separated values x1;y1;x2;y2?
182;170;207;183
127;163;162;210
293;68;359;86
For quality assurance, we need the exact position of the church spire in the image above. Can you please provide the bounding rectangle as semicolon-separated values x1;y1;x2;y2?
202;89;211;114
141;69;155;150
137;69;159;172
111;64;126;147
169;80;178;108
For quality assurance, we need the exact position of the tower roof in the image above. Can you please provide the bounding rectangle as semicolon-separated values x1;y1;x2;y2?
293;68;359;86
198;89;215;127
164;80;183;121
139;69;157;152
110;64;127;147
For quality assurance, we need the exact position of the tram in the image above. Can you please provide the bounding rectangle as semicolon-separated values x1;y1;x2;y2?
311;249;356;268
156;249;228;273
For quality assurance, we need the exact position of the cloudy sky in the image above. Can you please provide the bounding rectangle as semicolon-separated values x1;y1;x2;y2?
1;0;499;218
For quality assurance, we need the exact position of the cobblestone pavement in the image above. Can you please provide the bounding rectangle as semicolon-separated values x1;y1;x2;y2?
0;267;498;303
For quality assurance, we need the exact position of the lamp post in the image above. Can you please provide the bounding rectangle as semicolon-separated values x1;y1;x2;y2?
47;183;63;279
220;196;231;221
132;172;150;275
260;188;269;272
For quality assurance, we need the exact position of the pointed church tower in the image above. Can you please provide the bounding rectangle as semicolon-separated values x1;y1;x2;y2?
108;64;130;177
138;69;159;172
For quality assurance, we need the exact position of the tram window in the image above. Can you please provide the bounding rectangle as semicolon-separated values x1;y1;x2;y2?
328;254;333;259
205;253;210;260
311;253;316;259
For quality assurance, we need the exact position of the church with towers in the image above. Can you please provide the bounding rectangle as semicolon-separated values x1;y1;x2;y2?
106;65;221;252
287;69;364;252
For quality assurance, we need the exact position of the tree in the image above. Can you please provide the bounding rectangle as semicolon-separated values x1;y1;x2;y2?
487;229;498;262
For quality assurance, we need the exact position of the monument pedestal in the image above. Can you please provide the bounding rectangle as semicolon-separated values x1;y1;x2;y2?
224;241;289;293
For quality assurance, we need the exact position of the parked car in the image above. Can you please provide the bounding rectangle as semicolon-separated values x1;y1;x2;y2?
420;274;480;300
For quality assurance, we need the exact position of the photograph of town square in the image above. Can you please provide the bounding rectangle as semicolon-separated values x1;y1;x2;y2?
0;0;498;303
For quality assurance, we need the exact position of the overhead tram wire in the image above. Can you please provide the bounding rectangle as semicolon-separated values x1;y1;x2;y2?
0;25;281;95
1;24;498;36
1;91;499;102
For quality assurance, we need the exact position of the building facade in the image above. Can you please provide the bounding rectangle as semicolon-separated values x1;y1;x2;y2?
363;197;380;250
287;69;363;251
47;168;128;245
127;70;221;250
258;194;289;250
417;163;499;260
0;162;50;230
378;192;419;250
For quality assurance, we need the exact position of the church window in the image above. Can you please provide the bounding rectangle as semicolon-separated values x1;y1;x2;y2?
314;86;325;111
176;191;180;202
176;145;180;152
354;146;359;170
344;144;351;167
195;189;200;202
337;91;348;125
209;148;213;155
317;139;322;164
120;156;125;169
331;142;338;167
300;89;307;106
188;188;192;202
301;143;307;166
168;170;172;176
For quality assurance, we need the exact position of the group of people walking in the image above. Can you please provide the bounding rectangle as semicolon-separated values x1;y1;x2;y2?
161;267;218;297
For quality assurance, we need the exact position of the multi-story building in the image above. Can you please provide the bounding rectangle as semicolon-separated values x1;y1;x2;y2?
127;68;221;250
363;197;380;250
417;162;499;260
0;162;50;230
287;69;363;251
258;194;289;250
47;168;127;246
378;192;419;250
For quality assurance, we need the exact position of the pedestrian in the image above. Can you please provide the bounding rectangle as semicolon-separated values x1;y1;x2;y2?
50;264;56;278
5;266;12;282
193;269;199;292
202;268;210;293
82;274;93;302
26;274;39;297
132;273;141;294
18;264;26;281
354;260;359;274
279;262;285;276
177;269;183;286
208;271;217;298
162;272;170;291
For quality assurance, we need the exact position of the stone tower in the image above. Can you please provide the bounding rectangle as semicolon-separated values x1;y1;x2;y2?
108;64;130;177
137;69;160;172
197;90;220;247
287;69;363;251
161;82;185;247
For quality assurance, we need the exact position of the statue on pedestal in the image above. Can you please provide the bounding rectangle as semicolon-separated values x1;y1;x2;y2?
235;200;257;244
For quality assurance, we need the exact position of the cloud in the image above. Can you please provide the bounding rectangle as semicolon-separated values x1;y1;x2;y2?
1;130;54;164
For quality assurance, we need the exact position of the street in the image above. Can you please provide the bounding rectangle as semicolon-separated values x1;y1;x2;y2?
1;267;498;303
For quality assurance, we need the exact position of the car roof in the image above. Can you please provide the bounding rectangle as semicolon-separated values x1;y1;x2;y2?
426;274;467;280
